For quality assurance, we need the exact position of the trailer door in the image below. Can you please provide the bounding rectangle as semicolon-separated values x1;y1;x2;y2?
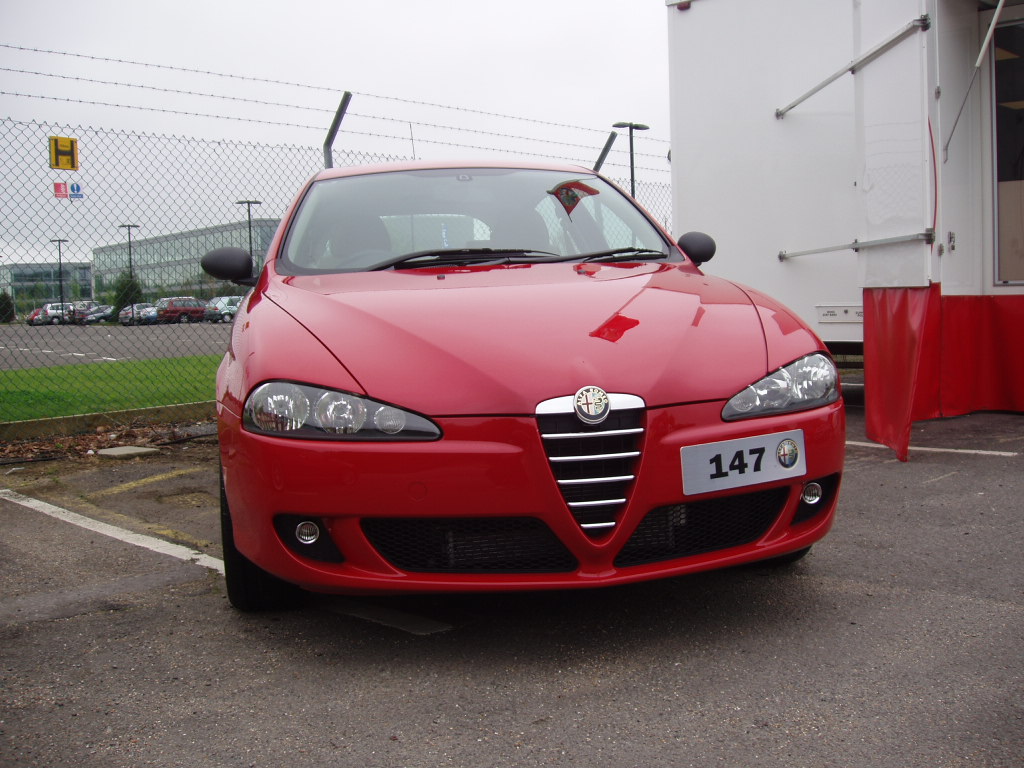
854;0;936;289
995;21;1024;284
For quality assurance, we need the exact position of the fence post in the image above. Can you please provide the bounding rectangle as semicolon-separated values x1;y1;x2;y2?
323;92;353;169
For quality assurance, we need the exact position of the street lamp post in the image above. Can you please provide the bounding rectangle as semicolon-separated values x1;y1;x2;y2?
119;224;139;279
49;238;68;315
612;121;649;198
119;224;139;322
236;199;262;259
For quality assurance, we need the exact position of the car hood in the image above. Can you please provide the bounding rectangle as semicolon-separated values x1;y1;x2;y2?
264;262;775;415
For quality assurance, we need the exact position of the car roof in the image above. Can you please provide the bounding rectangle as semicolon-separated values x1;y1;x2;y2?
313;159;597;183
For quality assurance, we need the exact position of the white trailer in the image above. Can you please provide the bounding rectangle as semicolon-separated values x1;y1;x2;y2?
665;0;1024;457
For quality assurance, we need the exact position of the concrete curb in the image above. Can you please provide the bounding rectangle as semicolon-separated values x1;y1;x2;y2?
0;402;216;442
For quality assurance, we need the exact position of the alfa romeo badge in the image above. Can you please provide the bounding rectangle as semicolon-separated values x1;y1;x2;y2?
776;438;800;469
574;386;610;425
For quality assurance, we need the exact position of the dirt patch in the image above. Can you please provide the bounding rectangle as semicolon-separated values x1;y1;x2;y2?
0;419;219;464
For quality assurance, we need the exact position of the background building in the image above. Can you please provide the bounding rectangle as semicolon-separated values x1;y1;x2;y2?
1;260;92;311
91;218;279;300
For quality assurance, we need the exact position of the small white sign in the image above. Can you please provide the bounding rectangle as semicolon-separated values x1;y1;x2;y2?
816;304;863;324
681;429;806;496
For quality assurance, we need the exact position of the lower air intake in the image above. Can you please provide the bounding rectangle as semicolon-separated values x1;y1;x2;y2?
362;517;578;573
615;487;789;567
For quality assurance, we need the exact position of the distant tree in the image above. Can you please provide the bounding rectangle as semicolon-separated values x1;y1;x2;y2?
0;292;15;323
111;271;145;316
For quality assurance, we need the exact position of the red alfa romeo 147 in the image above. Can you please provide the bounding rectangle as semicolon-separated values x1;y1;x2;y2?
202;161;845;611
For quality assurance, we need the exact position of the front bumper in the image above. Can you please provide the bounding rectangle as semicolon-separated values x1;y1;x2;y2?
218;398;845;594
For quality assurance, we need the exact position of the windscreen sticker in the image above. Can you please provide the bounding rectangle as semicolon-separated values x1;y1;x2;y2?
548;180;600;215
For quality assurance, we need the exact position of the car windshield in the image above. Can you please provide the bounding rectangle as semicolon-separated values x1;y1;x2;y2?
278;167;671;274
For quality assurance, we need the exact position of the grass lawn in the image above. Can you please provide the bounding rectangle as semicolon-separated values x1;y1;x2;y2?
1;355;222;422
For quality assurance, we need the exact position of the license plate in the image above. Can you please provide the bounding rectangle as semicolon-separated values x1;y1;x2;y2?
681;430;806;495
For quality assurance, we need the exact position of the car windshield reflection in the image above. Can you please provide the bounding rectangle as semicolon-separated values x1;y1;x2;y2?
279;167;671;275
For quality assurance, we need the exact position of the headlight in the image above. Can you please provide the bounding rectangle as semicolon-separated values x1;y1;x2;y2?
244;381;441;440
722;353;839;421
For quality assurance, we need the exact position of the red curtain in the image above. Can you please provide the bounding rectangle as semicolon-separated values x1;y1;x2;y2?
863;285;1024;460
863;285;941;461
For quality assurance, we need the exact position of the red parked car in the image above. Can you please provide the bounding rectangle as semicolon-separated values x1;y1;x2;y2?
154;296;205;323
202;161;845;611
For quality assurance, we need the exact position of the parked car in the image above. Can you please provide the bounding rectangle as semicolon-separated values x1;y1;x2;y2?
204;295;243;323
25;307;43;325
201;160;846;611
118;302;156;325
39;302;73;324
83;304;114;324
154;296;206;323
70;300;100;324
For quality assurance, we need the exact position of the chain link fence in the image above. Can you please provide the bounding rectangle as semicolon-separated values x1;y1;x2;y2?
1;116;673;435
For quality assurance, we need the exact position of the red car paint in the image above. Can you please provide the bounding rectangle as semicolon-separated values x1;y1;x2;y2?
210;161;845;600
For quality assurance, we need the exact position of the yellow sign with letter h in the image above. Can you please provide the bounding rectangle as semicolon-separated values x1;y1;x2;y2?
48;136;79;170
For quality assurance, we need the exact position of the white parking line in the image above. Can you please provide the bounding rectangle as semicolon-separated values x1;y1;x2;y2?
0;488;454;633
0;488;224;574
846;440;1018;458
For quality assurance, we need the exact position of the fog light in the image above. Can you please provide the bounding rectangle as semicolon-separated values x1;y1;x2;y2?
801;482;823;505
295;520;321;545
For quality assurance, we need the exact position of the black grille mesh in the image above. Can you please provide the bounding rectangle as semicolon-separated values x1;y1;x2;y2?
361;517;578;573
614;487;789;567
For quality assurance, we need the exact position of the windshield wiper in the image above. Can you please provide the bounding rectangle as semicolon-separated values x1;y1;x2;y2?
371;247;560;271
579;247;669;263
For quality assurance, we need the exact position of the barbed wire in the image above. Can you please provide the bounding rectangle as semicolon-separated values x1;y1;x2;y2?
0;92;669;173
0;66;666;160
0;43;670;143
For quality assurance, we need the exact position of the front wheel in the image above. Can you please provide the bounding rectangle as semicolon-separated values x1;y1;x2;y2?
178;314;191;324
760;546;812;567
220;471;299;611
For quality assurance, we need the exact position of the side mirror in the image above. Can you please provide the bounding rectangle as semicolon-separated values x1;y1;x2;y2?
202;247;257;286
677;231;716;265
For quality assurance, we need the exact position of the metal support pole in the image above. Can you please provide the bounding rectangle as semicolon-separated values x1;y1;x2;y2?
775;15;930;119
323;91;353;169
778;229;935;261
50;238;68;311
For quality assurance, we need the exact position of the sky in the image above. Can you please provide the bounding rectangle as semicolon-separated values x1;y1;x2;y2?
0;0;674;171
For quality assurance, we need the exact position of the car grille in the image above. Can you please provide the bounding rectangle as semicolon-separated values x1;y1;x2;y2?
614;487;789;567
537;407;645;536
361;517;578;573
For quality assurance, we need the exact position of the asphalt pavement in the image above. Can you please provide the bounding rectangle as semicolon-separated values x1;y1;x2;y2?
1;403;1021;768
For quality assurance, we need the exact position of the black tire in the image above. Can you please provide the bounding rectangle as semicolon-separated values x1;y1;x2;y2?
760;546;812;567
220;470;298;611
222;313;233;323
178;314;191;324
